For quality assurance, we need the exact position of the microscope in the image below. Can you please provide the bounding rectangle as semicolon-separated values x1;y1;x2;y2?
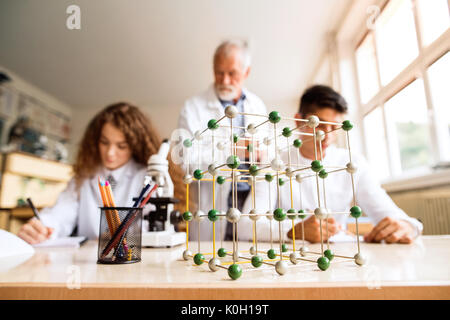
141;139;185;247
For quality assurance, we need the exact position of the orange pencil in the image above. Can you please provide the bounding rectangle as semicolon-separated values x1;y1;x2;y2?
98;177;108;206
105;180;122;233
98;177;115;236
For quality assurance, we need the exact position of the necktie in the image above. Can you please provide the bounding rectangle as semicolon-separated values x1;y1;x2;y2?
106;174;117;191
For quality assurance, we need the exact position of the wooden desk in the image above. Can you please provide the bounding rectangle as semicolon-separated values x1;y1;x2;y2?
1;236;449;300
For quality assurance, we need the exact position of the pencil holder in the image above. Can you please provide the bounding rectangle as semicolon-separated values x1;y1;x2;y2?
97;207;143;264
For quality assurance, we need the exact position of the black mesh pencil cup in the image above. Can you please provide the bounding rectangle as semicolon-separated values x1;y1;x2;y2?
97;207;143;264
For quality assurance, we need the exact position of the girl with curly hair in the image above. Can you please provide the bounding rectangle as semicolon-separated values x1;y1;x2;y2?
18;102;185;243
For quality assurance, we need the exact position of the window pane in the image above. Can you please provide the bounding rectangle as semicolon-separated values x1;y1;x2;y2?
356;33;380;104
363;107;390;180
375;0;419;85
416;0;450;46
384;79;433;174
427;52;450;161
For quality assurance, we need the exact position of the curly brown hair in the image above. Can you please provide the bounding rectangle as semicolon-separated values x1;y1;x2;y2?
73;102;186;209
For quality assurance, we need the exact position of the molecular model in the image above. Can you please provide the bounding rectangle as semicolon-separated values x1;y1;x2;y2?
180;106;366;280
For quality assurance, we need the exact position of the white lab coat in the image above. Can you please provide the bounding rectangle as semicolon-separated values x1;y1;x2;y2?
178;84;269;241
39;159;147;239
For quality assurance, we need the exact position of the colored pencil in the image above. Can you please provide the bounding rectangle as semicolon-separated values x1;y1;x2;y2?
98;177;115;236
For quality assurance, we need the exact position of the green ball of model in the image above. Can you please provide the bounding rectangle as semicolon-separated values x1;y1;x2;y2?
265;173;274;182
317;256;330;271
216;176;226;185
287;208;296;220
183;139;192;148
311;160;323;172
324;249;334;261
268;111;281;124
342;120;353;131
267;248;277;259
226;155;240;169
233;133;239;143
281;244;288;252
193;169;203;180
350;206;362;218
228;263;242;280
293;139;302;148
249;165;259;176
273;208;286;221
207;209;219;222
251;255;263;268
207;119;219;130
182;211;193;222
194;253;204;265
218;248;227;257
282;127;292;137
278;178;285;186
319;169;328;179
298;209;306;219
247;144;253;152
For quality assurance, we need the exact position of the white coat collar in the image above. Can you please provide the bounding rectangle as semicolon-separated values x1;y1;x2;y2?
99;159;139;184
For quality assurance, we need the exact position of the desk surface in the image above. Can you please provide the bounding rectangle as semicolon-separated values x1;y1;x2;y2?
1;236;450;299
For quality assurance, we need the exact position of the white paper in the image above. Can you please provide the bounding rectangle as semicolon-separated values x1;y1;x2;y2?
32;236;87;248
0;230;35;259
329;231;364;243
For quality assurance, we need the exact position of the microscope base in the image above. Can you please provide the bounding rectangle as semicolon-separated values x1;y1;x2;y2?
141;230;186;248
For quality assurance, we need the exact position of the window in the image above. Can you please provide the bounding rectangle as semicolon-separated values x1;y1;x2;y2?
427;52;450;161
356;33;379;104
416;0;450;46
375;0;419;85
384;79;432;174
363;107;390;180
354;0;450;181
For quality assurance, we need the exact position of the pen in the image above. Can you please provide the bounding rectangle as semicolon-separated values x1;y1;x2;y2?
27;198;41;221
133;183;151;208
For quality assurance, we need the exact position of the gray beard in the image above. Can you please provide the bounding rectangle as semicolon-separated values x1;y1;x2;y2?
215;86;239;101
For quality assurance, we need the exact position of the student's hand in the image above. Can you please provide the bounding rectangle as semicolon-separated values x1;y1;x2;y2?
364;217;415;244
288;215;341;243
18;218;54;244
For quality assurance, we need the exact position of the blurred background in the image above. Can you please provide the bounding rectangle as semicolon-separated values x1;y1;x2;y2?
0;0;449;234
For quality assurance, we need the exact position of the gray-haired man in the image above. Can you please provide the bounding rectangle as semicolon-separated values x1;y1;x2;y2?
178;40;268;241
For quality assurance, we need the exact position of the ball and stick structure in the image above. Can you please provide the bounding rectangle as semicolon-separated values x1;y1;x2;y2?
180;106;366;280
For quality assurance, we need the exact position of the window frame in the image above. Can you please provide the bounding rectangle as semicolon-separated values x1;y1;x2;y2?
353;0;450;181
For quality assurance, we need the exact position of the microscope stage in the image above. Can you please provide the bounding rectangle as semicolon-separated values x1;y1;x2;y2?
142;230;186;248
